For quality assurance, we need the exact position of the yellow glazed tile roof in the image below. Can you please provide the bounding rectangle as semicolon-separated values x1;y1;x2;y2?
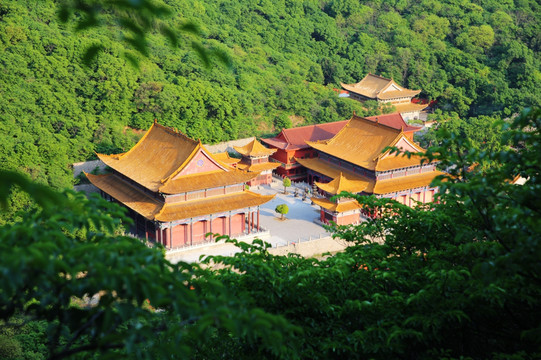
97;122;200;192
341;74;421;100
296;157;371;184
312;197;363;213
392;102;429;113
159;169;257;194
86;173;163;220
87;173;274;222
372;171;445;194
236;162;280;172
155;192;275;222
213;152;241;165
234;139;276;157
307;115;425;171
314;172;369;194
296;157;442;195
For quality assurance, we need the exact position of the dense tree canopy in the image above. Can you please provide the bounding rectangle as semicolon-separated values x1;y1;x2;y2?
1;0;539;205
2;106;539;358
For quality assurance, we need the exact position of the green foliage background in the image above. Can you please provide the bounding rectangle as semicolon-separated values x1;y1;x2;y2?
0;0;539;220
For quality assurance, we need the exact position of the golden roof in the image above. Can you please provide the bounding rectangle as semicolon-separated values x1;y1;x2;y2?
97;122;251;193
392;102;429;113
314;172;368;194
296;157;370;184
87;172;274;222
312;197;363;213
341;73;421;100
296;157;442;195
86;173;162;220
213;152;241;165
155;192;275;222
97;122;200;192
307;115;425;171
159;170;257;194
372;171;444;194
234;139;276;157
236;162;280;172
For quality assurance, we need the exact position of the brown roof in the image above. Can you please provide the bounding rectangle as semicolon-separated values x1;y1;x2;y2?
213;152;241;165
159;170;257;194
315;172;369;195
97;122;200;192
364;113;421;133
312;197;362;213
155;192;275;222
307;116;425;171
260;120;349;150
86;173;163;220
341;73;421;100
87;172;274;222
234;139;276;157
236;162;280;172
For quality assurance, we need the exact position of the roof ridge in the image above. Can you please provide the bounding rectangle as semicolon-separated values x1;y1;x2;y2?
366;73;392;81
355;115;403;133
114;122;156;160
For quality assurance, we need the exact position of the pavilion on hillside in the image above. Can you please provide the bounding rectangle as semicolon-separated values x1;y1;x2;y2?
341;74;428;120
297;115;443;225
260;120;349;182
233;139;279;186
87;121;274;249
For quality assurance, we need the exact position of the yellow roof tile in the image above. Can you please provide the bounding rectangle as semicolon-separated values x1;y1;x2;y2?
392;102;429;113
86;173;163;220
314;172;368;194
296;157;443;195
213;152;241;165
236;162;280;172
372;171;444;194
312;197;363;213
97;122;199;192
234;139;276;157
307;115;425;171
159;169;257;194
341;74;421;100
296;157;372;184
155;192;275;222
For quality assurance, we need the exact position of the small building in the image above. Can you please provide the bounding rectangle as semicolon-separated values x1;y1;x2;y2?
260;120;349;182
341;73;428;121
297;115;443;225
233;139;280;186
87;121;274;249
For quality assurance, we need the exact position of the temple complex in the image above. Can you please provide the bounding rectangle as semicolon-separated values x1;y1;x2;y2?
341;73;428;120
86;122;274;249
260;120;348;182
297;114;443;225
233;139;279;186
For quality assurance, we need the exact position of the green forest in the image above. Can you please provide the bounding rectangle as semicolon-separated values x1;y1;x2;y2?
0;0;540;199
1;109;540;359
1;0;541;358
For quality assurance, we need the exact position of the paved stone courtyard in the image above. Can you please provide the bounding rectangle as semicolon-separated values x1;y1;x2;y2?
166;180;331;263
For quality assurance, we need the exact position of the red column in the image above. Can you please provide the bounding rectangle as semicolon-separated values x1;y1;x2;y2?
257;209;260;231
247;211;251;234
209;216;213;241
155;228;159;244
228;213;232;236
190;221;193;246
164;227;170;248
